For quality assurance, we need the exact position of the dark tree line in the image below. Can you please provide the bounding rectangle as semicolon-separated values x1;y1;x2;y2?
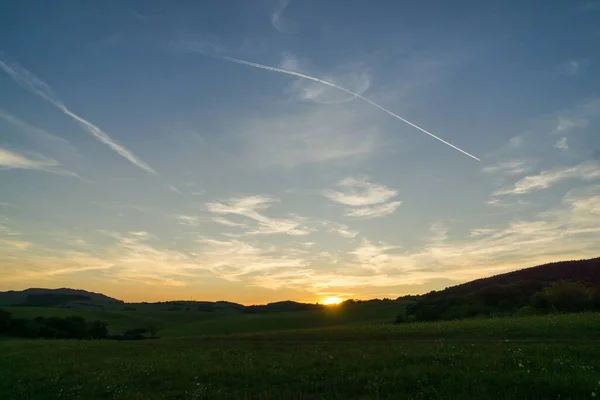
21;293;92;307
397;280;600;323
0;310;108;339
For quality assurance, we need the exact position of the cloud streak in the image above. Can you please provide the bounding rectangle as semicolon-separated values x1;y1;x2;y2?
237;105;377;168
557;59;583;76
271;0;297;34
206;195;312;235
554;137;569;150
280;52;372;105
325;222;358;238
0;110;79;158
323;177;398;206
324;177;402;218
482;160;534;176
0;58;156;174
195;52;480;161
0;147;82;179
494;161;600;196
345;201;402;218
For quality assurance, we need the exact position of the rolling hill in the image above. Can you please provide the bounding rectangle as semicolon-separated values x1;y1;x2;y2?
403;257;600;321
0;288;122;306
424;257;600;297
2;257;598;333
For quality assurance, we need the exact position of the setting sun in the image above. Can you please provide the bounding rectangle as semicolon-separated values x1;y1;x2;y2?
322;297;343;305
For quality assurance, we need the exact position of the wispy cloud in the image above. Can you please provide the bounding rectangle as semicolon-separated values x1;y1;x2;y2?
325;222;359;238
4;185;599;299
469;228;496;237
332;185;600;291
193;51;480;161
0;58;156;174
213;217;248;228
554;137;569;150
349;239;400;271
323;177;397;206
551;99;600;135
271;0;297;34
169;185;183;194
279;52;300;71
0;148;56;170
486;198;534;211
281;52;371;105
0;218;22;237
554;116;588;134
508;135;524;148
0;147;82;179
0;110;79;158
557;59;584;76
323;177;402;218
482;159;534;175
345;201;402;218
197;238;308;281
429;221;449;243
235;106;378;168
494;161;600;196
175;215;200;227
206;195;312;235
0;238;31;249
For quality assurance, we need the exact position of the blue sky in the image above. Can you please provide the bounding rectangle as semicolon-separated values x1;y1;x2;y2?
0;0;599;303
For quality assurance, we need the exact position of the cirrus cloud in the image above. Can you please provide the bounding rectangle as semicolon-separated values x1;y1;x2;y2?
206;195;313;236
0;147;83;180
493;161;600;196
323;176;402;219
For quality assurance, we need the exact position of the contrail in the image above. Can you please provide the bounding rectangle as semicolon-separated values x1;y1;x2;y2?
0;58;157;174
207;53;480;161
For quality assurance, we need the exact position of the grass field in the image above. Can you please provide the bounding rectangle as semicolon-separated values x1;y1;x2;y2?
1;312;600;399
2;301;406;337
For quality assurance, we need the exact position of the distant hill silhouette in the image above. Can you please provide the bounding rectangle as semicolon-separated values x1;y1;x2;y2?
125;300;316;313
0;288;122;306
420;257;600;299
0;290;322;313
244;300;320;313
403;257;600;321
2;257;598;312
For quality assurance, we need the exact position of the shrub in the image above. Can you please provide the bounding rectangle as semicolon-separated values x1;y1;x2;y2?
0;309;11;333
88;320;108;339
531;281;592;312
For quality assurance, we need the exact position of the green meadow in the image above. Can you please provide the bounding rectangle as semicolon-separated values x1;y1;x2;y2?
1;305;599;399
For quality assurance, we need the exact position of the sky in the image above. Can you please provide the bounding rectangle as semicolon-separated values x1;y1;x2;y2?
0;0;599;304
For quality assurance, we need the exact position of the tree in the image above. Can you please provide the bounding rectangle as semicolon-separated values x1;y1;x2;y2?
589;286;600;310
394;313;407;324
64;316;89;339
531;281;592;312
147;325;158;338
9;318;37;337
88;320;108;339
0;309;11;333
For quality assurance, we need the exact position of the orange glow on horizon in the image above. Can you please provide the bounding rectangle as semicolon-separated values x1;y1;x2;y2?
321;297;343;305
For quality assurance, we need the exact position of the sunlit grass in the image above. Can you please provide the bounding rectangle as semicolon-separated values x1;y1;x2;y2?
2;313;600;399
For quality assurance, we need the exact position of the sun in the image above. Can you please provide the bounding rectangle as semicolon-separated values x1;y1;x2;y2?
322;297;342;306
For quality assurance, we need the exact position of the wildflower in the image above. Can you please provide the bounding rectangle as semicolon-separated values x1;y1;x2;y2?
518;363;524;368
592;392;596;398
